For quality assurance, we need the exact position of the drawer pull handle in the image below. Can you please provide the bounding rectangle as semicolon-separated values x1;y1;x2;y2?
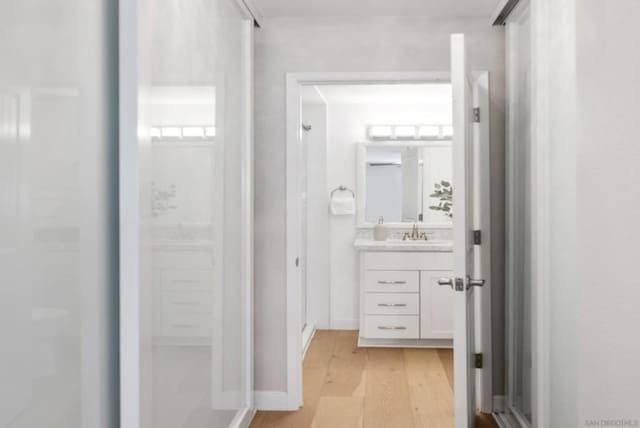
377;303;407;307
172;324;198;328
377;326;408;330
173;302;199;306
173;279;200;284
377;280;407;285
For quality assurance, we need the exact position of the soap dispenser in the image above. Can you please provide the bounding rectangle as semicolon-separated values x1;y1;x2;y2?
374;216;387;241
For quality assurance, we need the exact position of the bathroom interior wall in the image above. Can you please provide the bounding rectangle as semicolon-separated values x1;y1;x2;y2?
301;89;330;329
254;15;505;395
324;100;451;328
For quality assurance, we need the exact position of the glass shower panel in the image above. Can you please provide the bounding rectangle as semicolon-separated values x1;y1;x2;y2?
136;0;250;427
0;1;118;427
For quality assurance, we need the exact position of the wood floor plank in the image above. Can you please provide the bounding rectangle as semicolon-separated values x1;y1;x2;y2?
437;349;455;390
404;348;454;428
251;333;493;428
363;348;416;428
311;396;363;428
304;330;338;370
320;333;367;397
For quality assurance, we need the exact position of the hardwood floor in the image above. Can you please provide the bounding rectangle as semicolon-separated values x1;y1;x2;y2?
250;330;498;428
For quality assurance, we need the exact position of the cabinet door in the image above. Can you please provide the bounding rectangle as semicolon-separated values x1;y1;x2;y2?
420;270;454;339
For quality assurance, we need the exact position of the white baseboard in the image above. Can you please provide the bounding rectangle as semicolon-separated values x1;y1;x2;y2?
229;407;256;428
302;323;316;360
493;395;506;412
330;319;359;330
254;391;291;411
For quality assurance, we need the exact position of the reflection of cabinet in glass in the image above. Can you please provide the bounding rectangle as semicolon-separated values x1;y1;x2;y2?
152;246;216;345
358;251;454;348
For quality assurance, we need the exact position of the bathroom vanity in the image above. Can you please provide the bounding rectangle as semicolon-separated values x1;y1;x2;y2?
354;239;454;348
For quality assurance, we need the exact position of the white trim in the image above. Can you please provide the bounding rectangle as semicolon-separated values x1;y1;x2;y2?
254;391;291;411
239;5;256;411
286;71;452;412
530;0;551;426
473;71;493;414
118;0;140;426
494;412;520;428
229;408;257;428
301;323;316;360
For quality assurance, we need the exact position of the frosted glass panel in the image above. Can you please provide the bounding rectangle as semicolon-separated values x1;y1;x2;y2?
0;1;118;427
137;0;250;427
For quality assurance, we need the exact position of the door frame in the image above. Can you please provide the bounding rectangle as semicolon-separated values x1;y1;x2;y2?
118;0;256;426
284;71;492;412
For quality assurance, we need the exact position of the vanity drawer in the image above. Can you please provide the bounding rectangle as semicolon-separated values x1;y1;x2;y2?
161;269;213;291
161;312;212;337
364;293;419;315
162;291;213;315
364;270;419;293
362;315;419;339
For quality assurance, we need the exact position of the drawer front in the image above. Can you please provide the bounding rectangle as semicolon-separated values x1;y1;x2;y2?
363;251;453;270
161;312;212;337
162;291;213;315
161;269;213;291
362;315;419;339
364;270;419;293
364;293;419;315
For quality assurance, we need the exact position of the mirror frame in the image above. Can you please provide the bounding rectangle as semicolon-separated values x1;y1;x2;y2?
356;141;454;228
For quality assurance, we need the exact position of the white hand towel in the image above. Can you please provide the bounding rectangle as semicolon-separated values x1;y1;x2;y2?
330;196;355;216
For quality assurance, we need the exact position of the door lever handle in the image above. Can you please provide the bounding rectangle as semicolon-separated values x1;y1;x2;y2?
438;278;453;288
468;278;486;288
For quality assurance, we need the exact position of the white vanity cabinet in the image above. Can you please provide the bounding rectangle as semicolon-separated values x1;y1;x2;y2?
357;249;454;347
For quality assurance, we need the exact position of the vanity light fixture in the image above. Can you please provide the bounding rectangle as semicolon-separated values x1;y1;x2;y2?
395;125;417;138
369;125;393;139
182;127;206;138
150;126;217;141
161;127;182;138
367;124;453;141
418;125;440;138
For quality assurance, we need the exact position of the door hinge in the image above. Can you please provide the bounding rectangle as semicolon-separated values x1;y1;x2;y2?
474;353;483;369
473;107;480;123
473;230;482;245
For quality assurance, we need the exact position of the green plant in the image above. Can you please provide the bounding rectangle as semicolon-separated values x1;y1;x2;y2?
429;180;453;218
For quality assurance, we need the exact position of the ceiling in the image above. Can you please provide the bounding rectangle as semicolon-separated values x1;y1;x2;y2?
251;0;498;18
309;84;452;106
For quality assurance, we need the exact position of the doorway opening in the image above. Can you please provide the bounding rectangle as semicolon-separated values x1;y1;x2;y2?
280;54;492;426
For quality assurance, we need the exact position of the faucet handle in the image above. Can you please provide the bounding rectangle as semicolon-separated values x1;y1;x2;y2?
402;232;410;241
419;232;428;241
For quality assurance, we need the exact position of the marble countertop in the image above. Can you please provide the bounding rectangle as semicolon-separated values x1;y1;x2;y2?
353;238;453;252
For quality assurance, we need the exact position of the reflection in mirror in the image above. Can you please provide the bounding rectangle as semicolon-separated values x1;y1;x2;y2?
362;143;453;225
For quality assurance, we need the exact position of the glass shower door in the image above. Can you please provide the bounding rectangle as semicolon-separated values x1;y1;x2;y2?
0;1;119;427
121;0;254;427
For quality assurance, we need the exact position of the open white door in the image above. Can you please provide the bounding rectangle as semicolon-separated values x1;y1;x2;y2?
445;33;485;428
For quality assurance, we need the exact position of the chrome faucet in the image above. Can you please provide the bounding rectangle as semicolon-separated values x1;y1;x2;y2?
402;223;428;241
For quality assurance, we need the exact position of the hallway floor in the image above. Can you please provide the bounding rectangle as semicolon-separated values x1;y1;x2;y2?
251;330;497;428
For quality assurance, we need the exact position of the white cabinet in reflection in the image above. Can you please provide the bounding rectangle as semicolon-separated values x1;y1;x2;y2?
152;246;217;344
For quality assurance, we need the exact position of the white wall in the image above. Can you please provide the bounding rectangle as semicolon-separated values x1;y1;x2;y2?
254;16;506;394
533;0;640;425
302;99;330;328
575;0;640;424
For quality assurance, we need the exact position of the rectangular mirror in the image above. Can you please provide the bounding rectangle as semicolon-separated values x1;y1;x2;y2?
357;142;453;226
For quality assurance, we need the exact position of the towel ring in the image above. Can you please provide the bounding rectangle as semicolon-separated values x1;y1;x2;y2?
330;185;355;198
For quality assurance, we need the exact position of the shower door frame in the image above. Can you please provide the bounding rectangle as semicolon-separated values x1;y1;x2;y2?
118;1;256;427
